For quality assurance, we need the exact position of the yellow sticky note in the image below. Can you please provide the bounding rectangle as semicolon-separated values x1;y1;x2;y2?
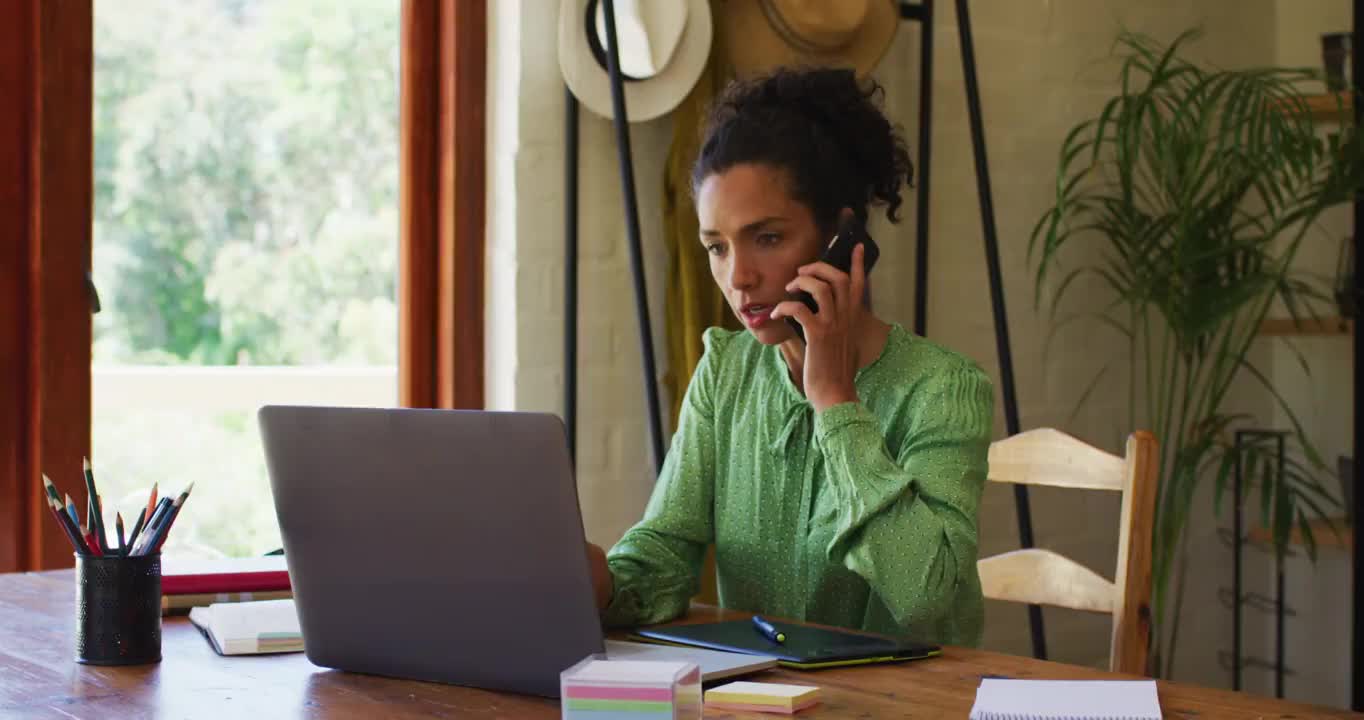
704;681;821;713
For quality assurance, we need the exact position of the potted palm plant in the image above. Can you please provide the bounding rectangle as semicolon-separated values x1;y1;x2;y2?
1030;28;1364;677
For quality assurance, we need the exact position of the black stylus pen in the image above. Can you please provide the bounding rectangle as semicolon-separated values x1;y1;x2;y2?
751;615;786;644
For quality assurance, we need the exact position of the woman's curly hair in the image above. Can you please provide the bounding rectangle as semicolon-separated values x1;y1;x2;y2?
691;66;914;234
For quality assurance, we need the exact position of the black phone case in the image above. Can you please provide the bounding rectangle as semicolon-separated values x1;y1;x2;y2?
787;215;880;342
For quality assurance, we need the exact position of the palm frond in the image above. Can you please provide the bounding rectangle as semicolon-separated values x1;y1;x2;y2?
1030;27;1364;675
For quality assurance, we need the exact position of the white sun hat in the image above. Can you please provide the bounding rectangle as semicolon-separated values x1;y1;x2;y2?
559;0;714;123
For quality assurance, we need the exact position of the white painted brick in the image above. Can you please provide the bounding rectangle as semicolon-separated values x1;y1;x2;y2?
573;421;611;474
487;0;1350;693
513;367;561;416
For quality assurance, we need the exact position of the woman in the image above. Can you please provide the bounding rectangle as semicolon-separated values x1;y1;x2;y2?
586;67;993;646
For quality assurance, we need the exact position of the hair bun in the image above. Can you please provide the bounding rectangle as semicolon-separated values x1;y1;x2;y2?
697;67;913;226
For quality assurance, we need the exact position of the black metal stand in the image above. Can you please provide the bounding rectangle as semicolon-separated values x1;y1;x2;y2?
562;0;666;474
564;87;580;462
904;0;931;337
900;0;1045;661
1227;429;1292;698
1351;2;1363;711
1233;433;1244;690
600;0;666;474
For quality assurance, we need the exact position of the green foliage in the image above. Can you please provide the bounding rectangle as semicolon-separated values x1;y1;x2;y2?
91;0;399;558
1030;29;1364;676
93;0;399;366
91;408;281;559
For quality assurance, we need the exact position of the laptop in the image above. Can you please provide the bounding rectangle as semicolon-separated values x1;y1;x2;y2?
258;405;774;698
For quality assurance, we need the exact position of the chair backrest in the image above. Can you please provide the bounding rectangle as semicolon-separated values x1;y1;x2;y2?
978;428;1158;675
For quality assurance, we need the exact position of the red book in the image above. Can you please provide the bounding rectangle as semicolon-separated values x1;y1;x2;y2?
160;556;290;595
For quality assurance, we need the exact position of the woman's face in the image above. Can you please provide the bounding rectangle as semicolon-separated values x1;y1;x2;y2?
696;163;823;345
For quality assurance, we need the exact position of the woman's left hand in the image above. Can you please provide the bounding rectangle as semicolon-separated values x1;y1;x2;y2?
770;242;867;413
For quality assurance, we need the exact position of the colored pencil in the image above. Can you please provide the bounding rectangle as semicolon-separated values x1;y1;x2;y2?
83;458;109;554
131;500;166;556
64;494;80;527
40;474;62;507
64;498;91;555
43;465;179;559
145;482;158;525
45;495;89;556
141;482;194;555
125;507;148;554
139;497;173;550
135;492;179;555
81;523;102;558
152;482;194;553
44;496;72;550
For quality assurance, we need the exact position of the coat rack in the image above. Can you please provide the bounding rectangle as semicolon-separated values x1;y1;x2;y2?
562;0;1046;661
1351;0;1362;709
563;0;665;475
900;0;1044;661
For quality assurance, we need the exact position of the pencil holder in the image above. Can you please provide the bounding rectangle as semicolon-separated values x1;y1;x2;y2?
75;552;162;665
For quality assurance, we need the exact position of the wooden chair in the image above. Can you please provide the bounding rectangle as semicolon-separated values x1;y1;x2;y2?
978;428;1158;675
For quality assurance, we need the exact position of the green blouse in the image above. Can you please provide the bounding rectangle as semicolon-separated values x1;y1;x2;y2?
603;324;994;646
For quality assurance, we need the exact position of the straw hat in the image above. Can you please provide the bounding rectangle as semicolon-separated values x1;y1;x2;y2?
722;0;899;78
559;0;714;122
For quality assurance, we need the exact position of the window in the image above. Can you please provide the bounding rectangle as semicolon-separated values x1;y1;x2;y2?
91;0;400;558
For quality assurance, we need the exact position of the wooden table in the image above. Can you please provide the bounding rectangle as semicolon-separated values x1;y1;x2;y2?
1;571;1357;719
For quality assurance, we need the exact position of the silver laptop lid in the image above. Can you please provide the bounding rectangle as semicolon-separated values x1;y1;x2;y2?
259;405;604;697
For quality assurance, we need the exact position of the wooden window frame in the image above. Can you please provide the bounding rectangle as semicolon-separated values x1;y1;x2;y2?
0;0;485;572
400;0;486;410
1;0;95;573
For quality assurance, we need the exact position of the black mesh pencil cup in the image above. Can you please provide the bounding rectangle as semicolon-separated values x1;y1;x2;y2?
75;552;162;665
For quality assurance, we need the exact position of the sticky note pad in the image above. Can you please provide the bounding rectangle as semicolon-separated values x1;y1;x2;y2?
704;681;821;714
561;658;702;719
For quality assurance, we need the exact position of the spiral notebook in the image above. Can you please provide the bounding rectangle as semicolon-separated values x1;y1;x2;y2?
968;679;1161;720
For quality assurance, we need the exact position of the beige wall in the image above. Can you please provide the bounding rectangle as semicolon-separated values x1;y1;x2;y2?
1265;0;1354;708
869;0;1280;683
486;0;1350;707
486;0;671;548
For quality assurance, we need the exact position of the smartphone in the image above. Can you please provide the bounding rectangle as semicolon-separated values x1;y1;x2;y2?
786;213;880;342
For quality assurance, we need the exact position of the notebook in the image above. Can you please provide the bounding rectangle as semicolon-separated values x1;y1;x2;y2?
188;598;304;655
162;556;290;595
633;619;939;669
968;679;1161;720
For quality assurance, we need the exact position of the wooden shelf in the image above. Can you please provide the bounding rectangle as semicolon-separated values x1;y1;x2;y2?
1258;315;1353;336
1249;517;1353;551
1274;91;1354;122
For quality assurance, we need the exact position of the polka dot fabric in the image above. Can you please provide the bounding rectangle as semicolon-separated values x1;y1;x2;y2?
603;324;993;646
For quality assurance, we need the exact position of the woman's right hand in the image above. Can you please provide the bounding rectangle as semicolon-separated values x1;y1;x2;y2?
586;542;613;611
